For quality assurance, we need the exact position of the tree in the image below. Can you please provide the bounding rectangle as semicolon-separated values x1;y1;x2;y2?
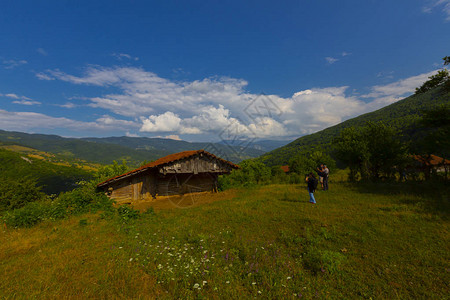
333;127;369;180
417;104;450;178
333;122;408;181
415;56;450;94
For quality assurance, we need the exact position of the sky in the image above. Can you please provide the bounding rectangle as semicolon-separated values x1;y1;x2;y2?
0;0;449;142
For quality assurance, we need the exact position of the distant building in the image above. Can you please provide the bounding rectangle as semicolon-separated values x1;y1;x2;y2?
97;150;238;204
280;165;290;173
410;154;450;173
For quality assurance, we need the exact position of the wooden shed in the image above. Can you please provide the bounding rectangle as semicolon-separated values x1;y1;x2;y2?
97;150;238;204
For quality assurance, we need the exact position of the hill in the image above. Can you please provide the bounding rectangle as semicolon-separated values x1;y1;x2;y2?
0;148;92;194
1;182;448;298
259;86;450;166
0;131;265;166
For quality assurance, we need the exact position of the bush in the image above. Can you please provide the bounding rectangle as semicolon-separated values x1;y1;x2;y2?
2;202;49;228
0;178;46;212
117;205;140;221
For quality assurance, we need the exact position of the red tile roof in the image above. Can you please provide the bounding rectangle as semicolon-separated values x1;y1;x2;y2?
411;154;450;166
97;149;238;187
280;165;290;173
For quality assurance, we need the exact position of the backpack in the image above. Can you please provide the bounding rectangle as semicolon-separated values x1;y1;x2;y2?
312;177;318;190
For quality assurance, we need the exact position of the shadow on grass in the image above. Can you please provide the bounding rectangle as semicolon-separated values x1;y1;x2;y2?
348;179;449;218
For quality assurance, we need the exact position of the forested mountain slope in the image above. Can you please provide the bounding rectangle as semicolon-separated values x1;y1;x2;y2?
259;86;450;166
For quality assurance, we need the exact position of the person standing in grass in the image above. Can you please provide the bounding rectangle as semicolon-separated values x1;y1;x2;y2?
323;165;329;191
306;172;318;204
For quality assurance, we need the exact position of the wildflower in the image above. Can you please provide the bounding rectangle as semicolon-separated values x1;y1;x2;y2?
287;276;292;280
203;281;207;285
252;282;256;285
226;281;230;284
193;283;200;289
129;258;133;262
258;291;262;294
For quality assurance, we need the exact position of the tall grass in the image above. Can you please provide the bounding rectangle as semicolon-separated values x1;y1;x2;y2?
1;181;448;298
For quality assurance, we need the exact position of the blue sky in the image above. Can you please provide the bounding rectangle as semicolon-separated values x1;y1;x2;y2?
0;0;449;141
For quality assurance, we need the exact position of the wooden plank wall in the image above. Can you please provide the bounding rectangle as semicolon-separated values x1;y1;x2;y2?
105;154;230;203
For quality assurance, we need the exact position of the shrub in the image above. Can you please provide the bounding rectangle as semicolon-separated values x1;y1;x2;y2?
117;205;140;221
2;202;49;228
0;178;45;212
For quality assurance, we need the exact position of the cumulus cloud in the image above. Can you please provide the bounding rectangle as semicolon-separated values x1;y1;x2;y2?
32;65;437;139
140;111;182;132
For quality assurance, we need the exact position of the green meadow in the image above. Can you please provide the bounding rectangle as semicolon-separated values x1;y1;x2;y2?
1;179;448;299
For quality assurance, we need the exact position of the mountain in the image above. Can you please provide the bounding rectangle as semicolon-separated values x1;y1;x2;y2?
259;86;450;166
218;139;291;152
0;131;265;166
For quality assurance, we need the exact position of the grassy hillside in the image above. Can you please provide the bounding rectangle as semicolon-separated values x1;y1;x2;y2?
0;148;92;194
259;86;450;166
0;182;448;298
0;131;265;166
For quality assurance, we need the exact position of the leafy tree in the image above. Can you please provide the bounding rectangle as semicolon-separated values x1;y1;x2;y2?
419;104;450;156
444;56;450;66
363;122;409;179
333;122;408;181
415;56;450;94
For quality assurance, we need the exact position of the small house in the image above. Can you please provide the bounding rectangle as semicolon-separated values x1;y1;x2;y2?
97;150;238;203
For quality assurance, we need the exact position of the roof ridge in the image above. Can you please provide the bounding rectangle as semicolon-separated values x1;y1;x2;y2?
97;149;237;187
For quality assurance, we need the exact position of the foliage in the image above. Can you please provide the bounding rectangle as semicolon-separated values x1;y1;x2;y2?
0;178;46;212
416;104;450;158
117;205;140;221
415;56;450;94
333;122;408;180
289;151;335;177
415;69;449;94
0;160;127;228
218;160;272;189
258;83;450;167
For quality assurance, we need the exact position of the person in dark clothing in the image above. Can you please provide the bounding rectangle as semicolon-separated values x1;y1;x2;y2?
323;165;329;191
306;172;317;204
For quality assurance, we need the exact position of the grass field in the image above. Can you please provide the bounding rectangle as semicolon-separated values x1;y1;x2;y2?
1;181;448;299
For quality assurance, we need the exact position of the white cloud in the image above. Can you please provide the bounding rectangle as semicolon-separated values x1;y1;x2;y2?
153;134;181;140
140;111;182;132
341;52;351;57
58;102;77;108
362;70;436;99
4;93;20;99
33;65;437;139
112;53;139;61
12;100;41;105
2;93;38;105
2;59;27;69
37;48;48;56
126;132;140;137
325;57;339;64
423;0;450;21
0;109;138;133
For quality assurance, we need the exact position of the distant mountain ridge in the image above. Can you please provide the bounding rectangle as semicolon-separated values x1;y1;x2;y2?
0;130;268;166
258;86;450;166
